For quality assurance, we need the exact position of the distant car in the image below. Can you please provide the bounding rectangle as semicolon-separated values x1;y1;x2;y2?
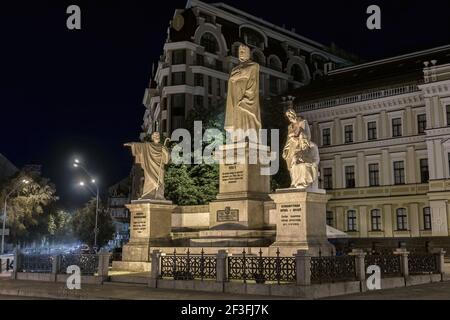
80;244;90;254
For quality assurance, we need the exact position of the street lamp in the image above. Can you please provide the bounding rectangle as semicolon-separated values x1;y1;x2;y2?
73;159;100;252
2;179;30;254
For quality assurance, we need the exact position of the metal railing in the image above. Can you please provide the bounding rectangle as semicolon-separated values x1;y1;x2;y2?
310;255;357;283
408;253;439;275
364;254;402;277
160;249;216;281
59;254;99;275
20;254;53;273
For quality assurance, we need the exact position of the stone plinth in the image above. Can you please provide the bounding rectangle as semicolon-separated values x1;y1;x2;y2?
209;142;270;230
269;189;334;257
114;199;175;271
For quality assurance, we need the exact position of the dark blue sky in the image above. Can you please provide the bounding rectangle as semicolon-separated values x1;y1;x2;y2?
1;0;449;209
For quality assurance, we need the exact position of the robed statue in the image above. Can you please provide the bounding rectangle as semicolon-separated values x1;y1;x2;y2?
283;109;320;189
125;132;170;200
224;44;262;134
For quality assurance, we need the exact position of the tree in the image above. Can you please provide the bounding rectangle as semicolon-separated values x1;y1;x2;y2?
48;209;74;243
0;170;58;245
72;198;115;248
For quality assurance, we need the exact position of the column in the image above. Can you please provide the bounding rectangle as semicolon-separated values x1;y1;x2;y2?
425;97;434;129
381;149;391;186
427;140;437;180
357;152;366;187
433;96;443;127
336;206;345;231
355;114;364;142
216;250;229;283
406;146;416;184
359;205;368;237
431;200;449;236
405;107;413;136
333;118;342;145
409;203;420;237
294;250;311;286
380;110;388;139
334;154;343;188
383;204;393;237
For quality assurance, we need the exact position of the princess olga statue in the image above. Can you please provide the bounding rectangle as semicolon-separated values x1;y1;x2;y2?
282;108;320;189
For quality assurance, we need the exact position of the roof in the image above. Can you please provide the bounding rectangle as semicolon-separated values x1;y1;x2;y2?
292;45;450;104
326;225;348;239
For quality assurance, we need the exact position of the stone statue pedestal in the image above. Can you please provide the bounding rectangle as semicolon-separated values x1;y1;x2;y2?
112;199;175;272
192;142;271;247
269;188;334;257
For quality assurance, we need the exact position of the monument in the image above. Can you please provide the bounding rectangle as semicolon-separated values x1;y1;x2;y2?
191;44;272;247
269;109;334;256
113;132;175;272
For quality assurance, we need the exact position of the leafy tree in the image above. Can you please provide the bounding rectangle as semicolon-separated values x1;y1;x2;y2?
48;209;74;243
0;170;58;245
72;198;115;248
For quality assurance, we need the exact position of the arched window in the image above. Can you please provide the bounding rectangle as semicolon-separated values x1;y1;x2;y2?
423;207;432;230
371;209;382;231
291;64;305;82
241;27;265;48
269;56;282;71
396;208;408;231
200;32;219;54
347;210;357;232
252;50;265;66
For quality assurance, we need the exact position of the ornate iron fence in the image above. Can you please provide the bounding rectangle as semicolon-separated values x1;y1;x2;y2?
228;249;296;284
59;254;99;275
20;254;53;273
160;249;216;280
310;256;357;284
364;254;402;277
408;254;438;275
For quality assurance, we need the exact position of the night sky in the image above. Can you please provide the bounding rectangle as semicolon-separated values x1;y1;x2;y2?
1;0;449;210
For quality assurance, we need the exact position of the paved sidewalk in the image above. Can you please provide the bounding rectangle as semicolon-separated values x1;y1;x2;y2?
0;279;291;300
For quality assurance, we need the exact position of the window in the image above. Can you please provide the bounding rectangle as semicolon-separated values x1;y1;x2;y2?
215;60;223;71
393;161;405;185
269;56;281;71
208;76;213;94
322;128;331;146
291;64;305;82
423;207;432;230
345;166;355;188
194;95;203;108
252;51;265;65
326;211;334;227
368;163;379;187
269;76;279;94
344;125;353;143
420;159;429;183
171;72;185;86
417;114;426;134
196;54;204;66
171;93;185;108
162;97;167;111
392;118;402;137
367;121;377;140
162;76;168;87
216;79;221;96
161;119;167;133
242;28;264;48
200;33;218;54
172;49;186;65
194;73;204;86
396;208;408;231
447;105;450;126
323;168;333;190
347;210;357;232
371;209;382;231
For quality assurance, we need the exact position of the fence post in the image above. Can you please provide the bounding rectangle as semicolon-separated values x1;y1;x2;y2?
97;249;111;282
149;250;162;288
12;249;21;280
394;248;409;277
51;254;60;282
216;250;228;284
349;249;366;281
431;248;446;280
294;250;311;286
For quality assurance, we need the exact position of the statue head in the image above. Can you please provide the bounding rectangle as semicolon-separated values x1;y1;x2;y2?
238;44;251;63
285;108;297;123
151;131;161;144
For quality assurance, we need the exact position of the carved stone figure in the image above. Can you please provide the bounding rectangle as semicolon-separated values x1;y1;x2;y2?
224;44;262;134
282;109;319;189
125;132;170;200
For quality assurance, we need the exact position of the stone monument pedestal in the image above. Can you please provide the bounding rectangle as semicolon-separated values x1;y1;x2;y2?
112;199;175;272
269;188;334;257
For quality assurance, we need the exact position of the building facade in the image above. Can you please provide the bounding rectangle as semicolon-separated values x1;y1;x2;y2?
290;45;450;248
141;0;354;139
107;178;131;248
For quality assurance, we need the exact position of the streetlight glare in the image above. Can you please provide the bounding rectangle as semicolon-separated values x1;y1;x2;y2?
73;163;78;168
91;179;96;184
74;159;80;164
22;179;30;184
79;181;85;186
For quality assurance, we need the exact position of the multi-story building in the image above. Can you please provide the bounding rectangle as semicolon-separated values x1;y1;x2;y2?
107;178;131;248
141;0;354;139
290;45;450;249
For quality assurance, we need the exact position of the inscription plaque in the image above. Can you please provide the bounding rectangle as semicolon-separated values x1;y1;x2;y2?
133;212;147;234
217;206;239;222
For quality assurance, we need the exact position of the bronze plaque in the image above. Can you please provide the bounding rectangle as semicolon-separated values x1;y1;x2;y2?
217;207;239;222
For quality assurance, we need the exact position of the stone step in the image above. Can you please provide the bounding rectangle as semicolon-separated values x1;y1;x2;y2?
109;274;150;285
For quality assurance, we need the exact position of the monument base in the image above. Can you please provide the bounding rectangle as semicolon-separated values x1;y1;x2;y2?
269;188;335;257
111;261;151;273
116;199;175;271
189;229;275;247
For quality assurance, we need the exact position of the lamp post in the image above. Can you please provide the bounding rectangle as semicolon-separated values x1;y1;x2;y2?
74;159;100;252
1;179;30;255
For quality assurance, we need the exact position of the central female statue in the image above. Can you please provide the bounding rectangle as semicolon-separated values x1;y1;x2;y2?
224;44;262;134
